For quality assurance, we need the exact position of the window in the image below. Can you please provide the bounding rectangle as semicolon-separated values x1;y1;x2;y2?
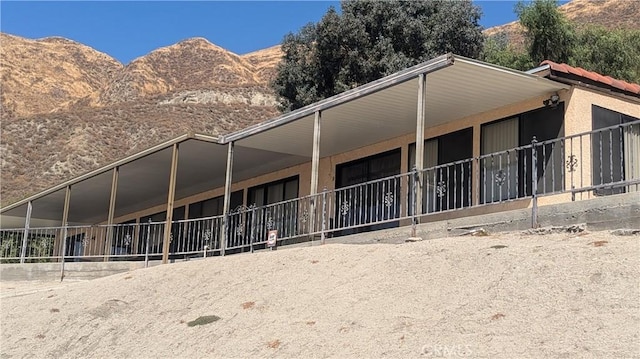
481;118;519;202
335;149;401;234
138;211;167;255
248;177;299;207
243;176;300;244
137;207;184;255
188;190;243;218
481;103;564;202
409;128;473;212
113;219;136;255
592;105;640;195
187;191;243;251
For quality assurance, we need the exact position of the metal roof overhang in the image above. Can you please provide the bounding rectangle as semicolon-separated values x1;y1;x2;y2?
225;55;570;158
1;134;309;228
1;54;569;228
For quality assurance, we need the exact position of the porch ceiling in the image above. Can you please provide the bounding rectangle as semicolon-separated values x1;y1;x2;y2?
231;57;570;158
1;137;307;227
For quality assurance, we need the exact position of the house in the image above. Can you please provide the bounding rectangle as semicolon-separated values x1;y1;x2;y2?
1;54;638;264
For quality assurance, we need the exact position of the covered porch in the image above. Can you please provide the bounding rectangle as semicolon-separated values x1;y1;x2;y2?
5;54;637;264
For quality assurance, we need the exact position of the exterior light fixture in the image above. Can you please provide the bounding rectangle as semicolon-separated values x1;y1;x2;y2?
543;93;560;108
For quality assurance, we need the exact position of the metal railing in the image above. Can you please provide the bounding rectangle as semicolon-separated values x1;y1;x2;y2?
2;120;638;263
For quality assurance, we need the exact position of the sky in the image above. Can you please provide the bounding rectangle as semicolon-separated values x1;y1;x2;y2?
1;1;567;64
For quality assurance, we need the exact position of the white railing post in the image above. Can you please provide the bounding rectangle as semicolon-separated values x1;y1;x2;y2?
60;223;68;282
145;219;151;268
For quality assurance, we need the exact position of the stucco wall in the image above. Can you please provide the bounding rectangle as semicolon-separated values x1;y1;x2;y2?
563;87;640;199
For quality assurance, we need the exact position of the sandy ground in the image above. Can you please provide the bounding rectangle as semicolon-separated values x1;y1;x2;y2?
1;230;639;358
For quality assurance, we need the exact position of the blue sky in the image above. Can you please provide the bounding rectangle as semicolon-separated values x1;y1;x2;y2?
1;1;567;64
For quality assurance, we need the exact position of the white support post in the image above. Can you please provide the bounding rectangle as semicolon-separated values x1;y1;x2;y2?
104;166;119;261
222;141;234;256
310;110;322;196
56;185;71;259
414;74;427;222
61;186;71;230
19;201;33;264
162;143;179;264
310;111;322;238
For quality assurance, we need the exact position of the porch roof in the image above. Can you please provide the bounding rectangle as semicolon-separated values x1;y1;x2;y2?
225;54;570;157
1;53;569;228
0;134;310;228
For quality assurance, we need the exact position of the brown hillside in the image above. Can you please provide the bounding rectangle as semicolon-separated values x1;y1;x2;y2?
484;0;640;49
0;33;122;119
94;38;265;106
1;35;279;206
0;99;278;205
241;45;283;84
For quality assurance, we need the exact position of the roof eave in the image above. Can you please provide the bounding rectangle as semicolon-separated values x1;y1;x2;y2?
221;53;455;143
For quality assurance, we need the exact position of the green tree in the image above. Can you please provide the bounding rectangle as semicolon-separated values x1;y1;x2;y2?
571;27;640;84
482;0;639;84
272;0;484;112
515;0;575;64
481;32;534;71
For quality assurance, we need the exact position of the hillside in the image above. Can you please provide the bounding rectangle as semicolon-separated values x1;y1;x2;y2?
0;33;122;119
484;0;640;49
0;36;280;206
0;97;278;205
92;38;266;107
1;230;638;358
241;45;284;84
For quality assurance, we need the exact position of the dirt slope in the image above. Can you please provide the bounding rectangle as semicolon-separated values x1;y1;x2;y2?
1;230;638;358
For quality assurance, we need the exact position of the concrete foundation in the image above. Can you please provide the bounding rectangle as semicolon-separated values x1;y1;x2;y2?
0;261;158;282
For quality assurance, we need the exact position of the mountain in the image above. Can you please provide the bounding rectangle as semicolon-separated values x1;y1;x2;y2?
483;0;640;49
93;38;266;107
0;33;122;119
241;45;284;85
0;36;280;206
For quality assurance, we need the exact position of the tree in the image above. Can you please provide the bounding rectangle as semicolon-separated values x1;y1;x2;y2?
571;27;640;85
481;32;534;71
272;0;484;112
481;0;639;84
515;0;575;64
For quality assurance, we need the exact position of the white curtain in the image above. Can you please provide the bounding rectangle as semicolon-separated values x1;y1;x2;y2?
481;118;519;202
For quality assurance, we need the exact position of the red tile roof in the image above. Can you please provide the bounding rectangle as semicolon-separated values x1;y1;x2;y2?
541;60;640;95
